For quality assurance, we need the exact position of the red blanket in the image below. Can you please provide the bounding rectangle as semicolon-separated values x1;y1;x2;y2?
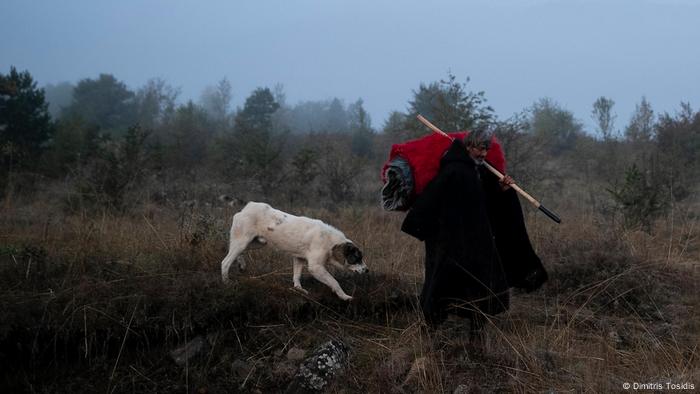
382;131;506;197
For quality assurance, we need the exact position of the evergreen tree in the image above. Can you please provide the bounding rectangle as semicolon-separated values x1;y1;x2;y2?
382;111;407;137
0;67;54;171
166;101;211;170
235;87;279;133
405;72;494;136
327;98;349;132
45;115;102;175
226;87;285;196
348;98;374;158
63;74;136;132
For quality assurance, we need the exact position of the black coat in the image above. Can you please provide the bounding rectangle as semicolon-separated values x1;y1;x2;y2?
401;139;547;325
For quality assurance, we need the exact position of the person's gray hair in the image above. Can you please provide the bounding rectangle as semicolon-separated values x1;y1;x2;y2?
464;125;493;149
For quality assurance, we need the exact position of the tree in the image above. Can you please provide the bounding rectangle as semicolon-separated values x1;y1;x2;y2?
491;114;547;185
591;96;617;140
74;125;150;210
272;83;287;107
316;136;363;205
235;87;279;133
270;83;293;137
405;72;494;136
225;87;285;196
348;98;374;158
607;163;665;231
199;77;232;130
654;103;700;201
377;111;410;158
0;67;54;171
625;96;654;143
527;98;582;154
63;74;136;132
44;115;102;175
284;147;320;205
327;98;349;132
382;111;407;137
285;99;349;134
43;81;74;120
164;101;211;170
135;78;179;129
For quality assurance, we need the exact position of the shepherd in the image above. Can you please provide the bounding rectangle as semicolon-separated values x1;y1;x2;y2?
392;120;549;331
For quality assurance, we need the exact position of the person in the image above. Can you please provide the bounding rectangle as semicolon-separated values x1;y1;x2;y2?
400;127;547;330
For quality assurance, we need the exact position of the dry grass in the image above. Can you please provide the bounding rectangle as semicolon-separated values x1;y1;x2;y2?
0;191;698;393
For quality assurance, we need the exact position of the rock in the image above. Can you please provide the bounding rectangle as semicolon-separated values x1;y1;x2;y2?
286;339;349;393
287;347;306;361
170;336;207;366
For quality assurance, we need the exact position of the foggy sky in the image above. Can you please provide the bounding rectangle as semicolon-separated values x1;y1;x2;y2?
2;0;699;133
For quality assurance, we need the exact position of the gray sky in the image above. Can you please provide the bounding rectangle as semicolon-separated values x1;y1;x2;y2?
2;0;699;133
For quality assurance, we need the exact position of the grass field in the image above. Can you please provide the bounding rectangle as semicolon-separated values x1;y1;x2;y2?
1;193;698;393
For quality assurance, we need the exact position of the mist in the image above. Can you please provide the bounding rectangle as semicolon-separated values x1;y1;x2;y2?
3;0;700;132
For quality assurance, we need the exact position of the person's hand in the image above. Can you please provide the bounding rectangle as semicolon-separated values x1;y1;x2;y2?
499;175;514;191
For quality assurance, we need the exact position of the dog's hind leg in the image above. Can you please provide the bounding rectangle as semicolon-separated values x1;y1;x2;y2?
307;259;353;301
234;236;266;272
221;239;249;282
221;211;259;282
292;257;308;294
234;256;246;272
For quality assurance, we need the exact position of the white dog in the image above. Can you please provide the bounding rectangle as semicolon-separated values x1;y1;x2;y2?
220;202;368;301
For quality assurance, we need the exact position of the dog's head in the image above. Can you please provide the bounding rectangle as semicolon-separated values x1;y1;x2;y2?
332;242;368;274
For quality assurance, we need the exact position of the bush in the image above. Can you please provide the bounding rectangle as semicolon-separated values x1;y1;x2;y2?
67;126;150;211
607;163;665;231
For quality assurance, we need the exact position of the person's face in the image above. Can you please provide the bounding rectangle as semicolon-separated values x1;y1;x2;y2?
467;143;488;164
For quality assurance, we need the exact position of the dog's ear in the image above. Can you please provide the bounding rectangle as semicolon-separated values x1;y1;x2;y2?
333;242;363;264
343;242;363;265
332;243;346;262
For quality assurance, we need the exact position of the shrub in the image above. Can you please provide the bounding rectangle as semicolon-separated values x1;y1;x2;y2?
607;163;665;231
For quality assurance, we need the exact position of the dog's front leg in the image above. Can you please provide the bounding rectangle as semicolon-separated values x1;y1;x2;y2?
292;257;308;294
307;260;353;301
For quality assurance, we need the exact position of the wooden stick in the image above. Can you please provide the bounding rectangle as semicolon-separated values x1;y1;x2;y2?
416;115;561;224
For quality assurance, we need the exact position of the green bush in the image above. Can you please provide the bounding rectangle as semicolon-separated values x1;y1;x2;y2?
607;163;665;230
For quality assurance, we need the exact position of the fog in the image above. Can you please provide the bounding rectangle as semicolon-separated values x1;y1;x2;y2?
2;0;699;131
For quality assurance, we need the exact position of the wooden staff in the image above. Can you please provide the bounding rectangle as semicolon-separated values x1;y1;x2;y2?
416;114;561;224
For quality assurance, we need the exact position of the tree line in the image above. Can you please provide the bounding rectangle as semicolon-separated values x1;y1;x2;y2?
1;67;698;229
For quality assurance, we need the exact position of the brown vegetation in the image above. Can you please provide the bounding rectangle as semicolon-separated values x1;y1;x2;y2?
0;185;697;392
